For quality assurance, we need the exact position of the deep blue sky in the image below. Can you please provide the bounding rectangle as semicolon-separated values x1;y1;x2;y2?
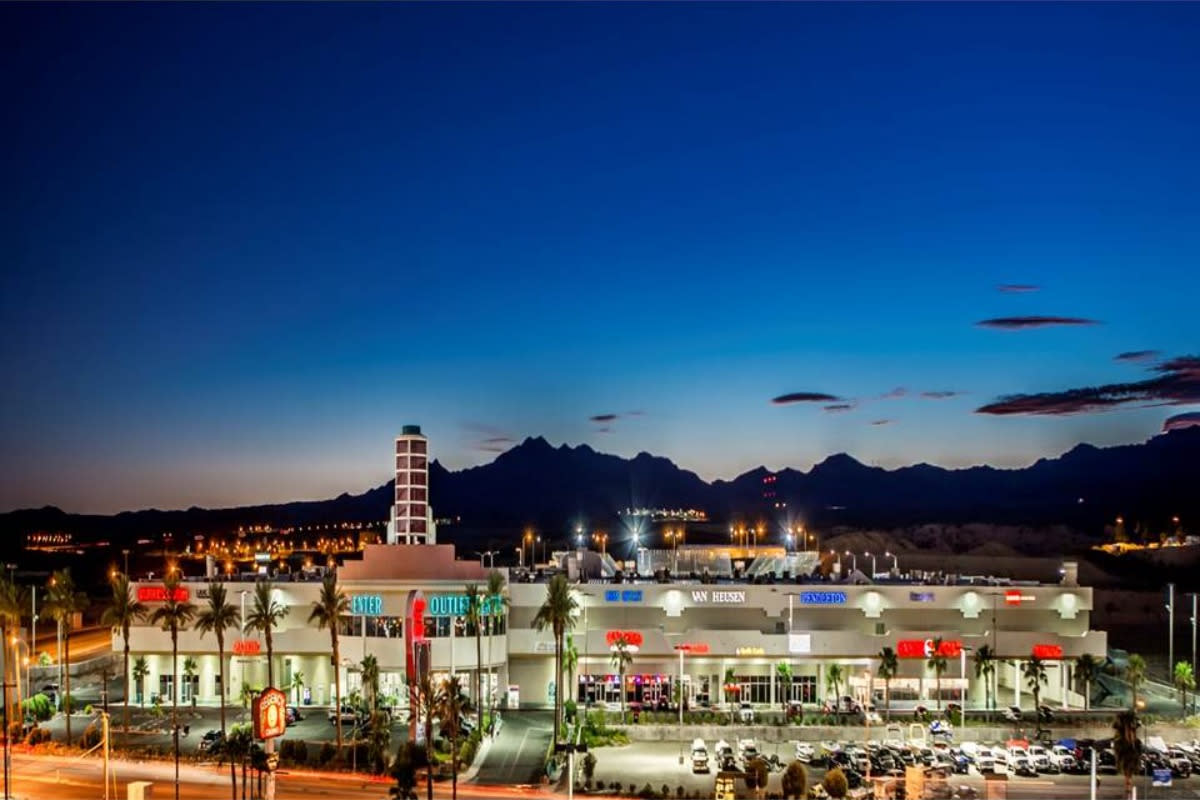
2;2;1198;513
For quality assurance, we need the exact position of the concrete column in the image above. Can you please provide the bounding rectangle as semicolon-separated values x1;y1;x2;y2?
1061;663;1069;708
770;667;777;707
1013;660;1021;707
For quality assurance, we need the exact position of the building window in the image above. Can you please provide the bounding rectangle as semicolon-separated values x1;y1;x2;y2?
410;472;427;487
396;487;409;502
734;675;771;704
159;674;175;703
396;456;408;470
410;440;427;454
215;672;223;699
411;488;427;502
410;456;427;470
411;519;427;533
790;676;817;704
396;440;409;454
408;503;426;518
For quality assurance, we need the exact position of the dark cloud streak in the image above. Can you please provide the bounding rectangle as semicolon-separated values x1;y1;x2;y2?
976;316;1100;330
1114;350;1161;363
997;284;1039;293
772;392;841;405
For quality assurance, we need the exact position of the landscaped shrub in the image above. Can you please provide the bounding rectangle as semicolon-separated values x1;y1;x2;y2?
280;739;309;764
7;722;22;745
80;722;103;750
317;742;337;765
26;726;52;745
23;693;54;721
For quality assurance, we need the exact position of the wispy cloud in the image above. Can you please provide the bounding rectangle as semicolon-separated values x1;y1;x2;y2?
462;422;517;453
976;354;1200;415
976;316;1100;330
920;390;965;400
772;392;841;405
1114;350;1161;363
1163;412;1200;432
870;419;894;426
997;284;1039;293
589;413;619;423
879;387;907;400
823;403;856;413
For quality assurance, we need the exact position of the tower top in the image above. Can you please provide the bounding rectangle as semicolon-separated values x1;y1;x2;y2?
400;425;423;436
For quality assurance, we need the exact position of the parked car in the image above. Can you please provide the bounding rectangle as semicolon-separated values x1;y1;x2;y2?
1027;745;1055;773
1003;706;1022;723
286;706;303;725
1009;756;1037;778
794;742;815;763
737;703;755;723
328;705;362;725
198;729;224;754
690;738;709;773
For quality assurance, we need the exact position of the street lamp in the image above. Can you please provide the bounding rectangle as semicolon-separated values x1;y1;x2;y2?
844;551;857;573
884;551;898;573
864;551;876;577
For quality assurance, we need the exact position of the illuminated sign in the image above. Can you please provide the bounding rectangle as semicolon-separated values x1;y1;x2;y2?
909;592;936;603
674;642;710;654
897;639;962;658
604;590;644;603
605;630;643;649
1032;644;1063;659
788;633;812;654
736;647;766;656
137;586;190;603
351;594;383;616
690;590;745;604
252;687;288;740
232;639;261;656
1005;591;1036;606
427;594;502;617
800;591;846;605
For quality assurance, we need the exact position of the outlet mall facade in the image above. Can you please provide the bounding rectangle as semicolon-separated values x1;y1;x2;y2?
117;544;1106;713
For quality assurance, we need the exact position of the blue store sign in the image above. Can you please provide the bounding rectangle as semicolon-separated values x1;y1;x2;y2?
799;591;847;605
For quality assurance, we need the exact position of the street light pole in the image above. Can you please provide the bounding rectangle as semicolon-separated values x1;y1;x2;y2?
1168;583;1176;683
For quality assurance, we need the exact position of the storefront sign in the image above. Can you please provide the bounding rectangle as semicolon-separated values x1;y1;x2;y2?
788;633;812;654
690;590;745;604
137;586;190;603
799;591;846;605
252;687;287;740
351;594;383;616
909;592;936;603
1032;644;1063;659
232;639;261;656
675;642;709;654
736;647;765;656
897;638;962;658
605;630;643;648
1005;591;1036;606
604;590;644;603
427;594;502;617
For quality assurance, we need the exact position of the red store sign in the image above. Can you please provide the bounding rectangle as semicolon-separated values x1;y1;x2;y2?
1032;644;1063;659
897;639;962;658
232;639;261;656
606;630;643;648
252;687;287;740
674;642;710;654
137;586;190;603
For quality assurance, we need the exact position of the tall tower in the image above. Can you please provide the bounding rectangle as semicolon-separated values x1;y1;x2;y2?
390;425;436;545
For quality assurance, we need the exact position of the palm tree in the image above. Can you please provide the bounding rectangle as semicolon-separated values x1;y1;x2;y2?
413;673;437;800
776;661;794;714
195;582;239;800
0;576;23;735
244;581;288;687
1174;661;1196;711
1074;654;1099;712
532;573;578;742
876;647;898;722
362;654;381;713
608;633;634;717
1111;710;1141;799
826;664;844;716
1022;655;1048;720
435;675;468;800
132;657;150;707
563;633;579;710
463;583;484;733
390;741;428;800
1124;653;1147;711
45;568;89;745
149;571;197;800
183;656;199;706
485;569;508;725
308;573;349;751
101;573;147;736
926;638;948;713
973;645;997;715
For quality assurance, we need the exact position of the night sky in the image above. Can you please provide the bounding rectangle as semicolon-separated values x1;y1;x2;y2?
2;3;1198;513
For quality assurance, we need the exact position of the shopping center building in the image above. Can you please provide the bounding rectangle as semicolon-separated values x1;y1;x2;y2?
115;429;1108;715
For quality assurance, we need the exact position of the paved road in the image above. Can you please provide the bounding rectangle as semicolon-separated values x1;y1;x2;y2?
473;710;553;785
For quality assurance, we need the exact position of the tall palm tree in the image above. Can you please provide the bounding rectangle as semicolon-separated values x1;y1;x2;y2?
1124;653;1146;711
45;568;89;745
926;638;948;713
101;573;147;736
243;581;288;687
0;576;24;734
776;661;794;714
973;645;997;714
485;570;508;725
361;654;381;713
609;634;634;717
876;647;898;722
563;634;579;707
1111;710;1141;799
463;583;484;733
532;573;578;742
435;675;468;800
149;571;197;800
183;656;199;706
132;657;150;707
1022;655;1048;720
1074;654;1099;712
195;583;239;735
1174;661;1195;711
413;673;437;800
308;573;349;751
826;664;844;716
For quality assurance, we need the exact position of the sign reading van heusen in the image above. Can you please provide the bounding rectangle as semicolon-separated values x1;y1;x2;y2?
690;590;745;604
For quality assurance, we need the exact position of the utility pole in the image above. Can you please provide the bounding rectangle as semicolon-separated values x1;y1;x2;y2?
102;711;111;800
1167;583;1175;682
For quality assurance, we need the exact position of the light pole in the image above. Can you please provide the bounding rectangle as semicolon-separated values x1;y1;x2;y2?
1167;583;1176;684
885;551;898;573
864;551;876;577
844;551;857;573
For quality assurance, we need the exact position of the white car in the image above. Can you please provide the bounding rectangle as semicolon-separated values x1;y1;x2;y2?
1050;746;1076;772
737;703;755;723
1027;745;1055;773
690;739;709;773
794;742;815;762
974;748;997;774
738;738;760;765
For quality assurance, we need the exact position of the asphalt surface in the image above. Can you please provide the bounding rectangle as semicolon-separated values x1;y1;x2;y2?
587;741;1200;799
473;710;554;785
